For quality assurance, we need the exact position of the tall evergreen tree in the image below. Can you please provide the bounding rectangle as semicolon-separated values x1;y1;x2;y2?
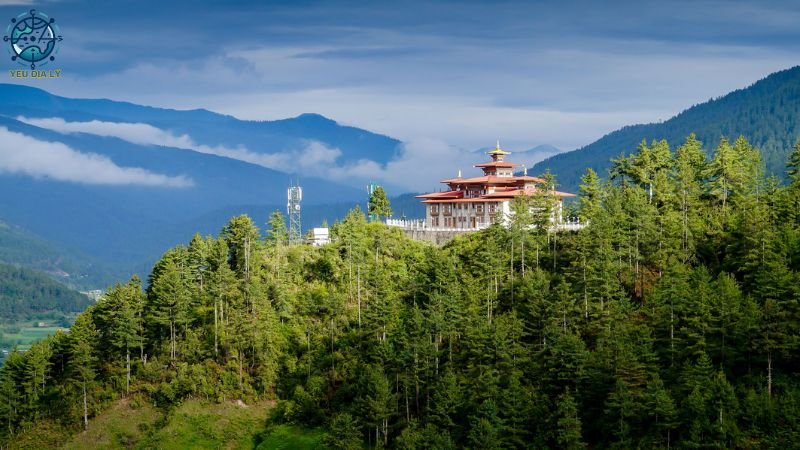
368;186;393;220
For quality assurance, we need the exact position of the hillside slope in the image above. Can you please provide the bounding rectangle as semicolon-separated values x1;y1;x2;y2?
9;398;324;450
0;262;91;321
0;218;123;289
532;66;800;190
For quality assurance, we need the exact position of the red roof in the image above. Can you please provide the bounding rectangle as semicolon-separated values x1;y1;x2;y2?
440;175;519;184
419;188;574;202
474;161;519;168
515;175;546;183
482;188;576;198
440;175;548;184
416;191;463;199
421;198;507;203
420;152;576;203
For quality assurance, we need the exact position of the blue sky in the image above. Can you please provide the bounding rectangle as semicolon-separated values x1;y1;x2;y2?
2;0;799;155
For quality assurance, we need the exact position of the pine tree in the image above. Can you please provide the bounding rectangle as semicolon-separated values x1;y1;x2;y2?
368;186;393;220
221;215;261;280
673;134;706;258
556;390;586;449
147;251;191;362
67;313;98;430
325;413;362;450
706;137;738;208
578;168;602;222
787;141;800;186
94;277;144;394
466;400;503;450
266;210;289;245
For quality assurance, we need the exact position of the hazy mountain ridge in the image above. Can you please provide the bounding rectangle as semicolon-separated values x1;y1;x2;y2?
0;84;402;166
0;218;121;290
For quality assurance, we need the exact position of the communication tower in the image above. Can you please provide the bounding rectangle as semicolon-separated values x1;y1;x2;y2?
287;184;302;244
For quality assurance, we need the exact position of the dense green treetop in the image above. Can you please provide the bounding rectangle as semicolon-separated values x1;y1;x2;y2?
368;186;393;220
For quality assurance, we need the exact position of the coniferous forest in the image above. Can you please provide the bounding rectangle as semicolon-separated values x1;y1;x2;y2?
4;134;800;448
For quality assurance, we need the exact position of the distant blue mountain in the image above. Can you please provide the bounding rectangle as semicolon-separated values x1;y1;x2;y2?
0;85;408;287
0;114;363;270
0;84;402;166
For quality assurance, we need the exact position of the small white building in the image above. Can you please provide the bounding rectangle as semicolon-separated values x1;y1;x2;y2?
309;227;330;246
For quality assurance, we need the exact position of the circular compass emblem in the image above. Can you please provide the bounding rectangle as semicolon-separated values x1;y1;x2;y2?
3;10;62;70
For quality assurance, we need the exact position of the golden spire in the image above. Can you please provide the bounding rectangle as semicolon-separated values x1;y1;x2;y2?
486;140;510;161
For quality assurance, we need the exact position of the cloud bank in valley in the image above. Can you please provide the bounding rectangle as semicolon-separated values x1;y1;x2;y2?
17;117;567;192
16;116;278;165
19;115;342;165
0;127;193;187
16;117;404;187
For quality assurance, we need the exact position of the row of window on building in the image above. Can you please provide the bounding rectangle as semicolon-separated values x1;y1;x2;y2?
430;202;497;216
430;215;498;227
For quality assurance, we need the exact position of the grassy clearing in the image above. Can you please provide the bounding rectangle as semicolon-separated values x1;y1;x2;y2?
65;398;163;450
136;399;275;450
7;420;70;450
10;397;326;449
255;424;327;450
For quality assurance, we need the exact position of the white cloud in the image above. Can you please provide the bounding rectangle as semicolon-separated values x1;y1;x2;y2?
16;116;560;192
19;117;193;147
20;115;350;174
18;116;357;182
20;115;434;190
18;116;285;166
0;127;192;187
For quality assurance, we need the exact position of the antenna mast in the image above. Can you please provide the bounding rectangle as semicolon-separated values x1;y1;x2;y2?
287;182;302;244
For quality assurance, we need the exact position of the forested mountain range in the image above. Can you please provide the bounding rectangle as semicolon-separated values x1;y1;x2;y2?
532;65;800;191
4;134;800;448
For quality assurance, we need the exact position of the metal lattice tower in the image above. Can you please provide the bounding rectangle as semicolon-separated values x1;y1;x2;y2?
287;184;302;244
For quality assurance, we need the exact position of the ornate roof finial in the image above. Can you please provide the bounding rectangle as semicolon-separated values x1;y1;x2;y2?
487;140;510;162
